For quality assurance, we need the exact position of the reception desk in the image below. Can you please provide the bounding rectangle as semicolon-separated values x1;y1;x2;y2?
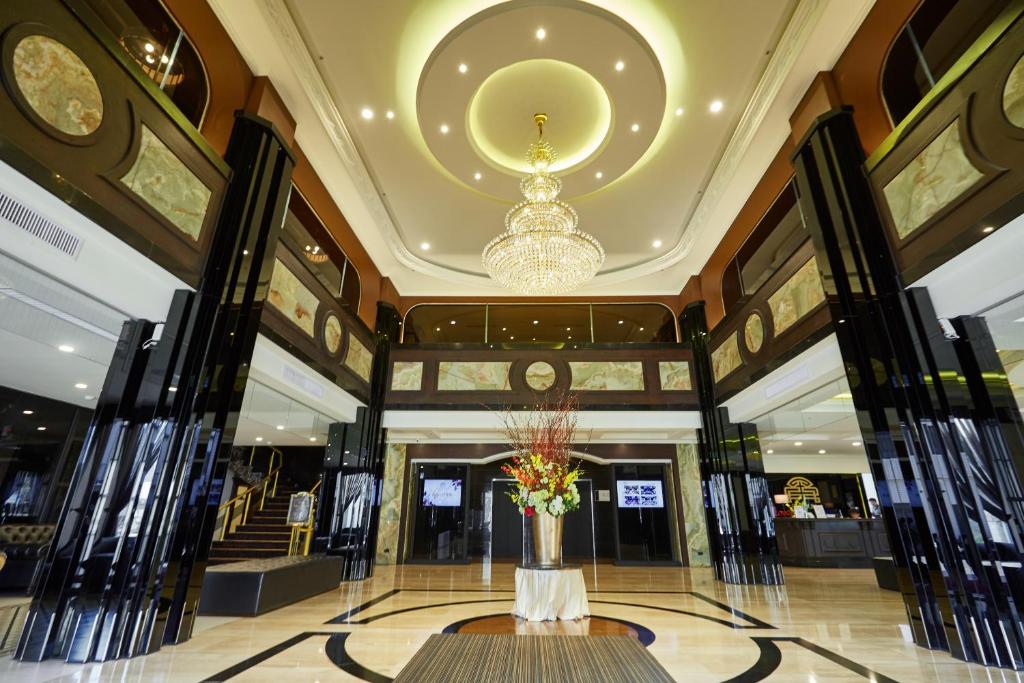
775;518;888;568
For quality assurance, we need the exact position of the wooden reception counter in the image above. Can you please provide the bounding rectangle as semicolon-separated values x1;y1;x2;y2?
775;518;889;568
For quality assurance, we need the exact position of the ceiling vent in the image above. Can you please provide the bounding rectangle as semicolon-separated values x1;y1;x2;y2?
0;189;82;259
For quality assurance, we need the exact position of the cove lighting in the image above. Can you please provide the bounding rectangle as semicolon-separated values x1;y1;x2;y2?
536;27;546;40
709;100;724;113
74;383;87;389
360;108;374;120
614;60;625;71
58;344;74;353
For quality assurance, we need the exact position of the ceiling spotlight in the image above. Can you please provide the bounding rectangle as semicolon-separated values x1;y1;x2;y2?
709;100;724;113
766;449;774;454
818;449;827;454
631;123;640;132
242;249;249;255
532;337;536;341
675;107;684;116
84;395;94;400
568;335;572;339
58;344;74;353
168;386;177;392
566;327;571;331
510;336;515;340
420;242;430;250
255;436;263;442
74;383;87;389
502;327;507;331
614;60;625;72
652;239;662;248
440;123;450;134
533;320;539;325
309;437;317;442
617;320;624;325
37;426;46;431
144;42;155;53
276;425;284;430
639;327;645;331
595;171;603;179
852;441;862;447
386;110;395;120
22;410;33;415
360;107;374;120
794;441;803;446
982;226;995;233
474;172;482;180
450;320;456;325
458;63;468;74
536;27;546;40
435;327;440;331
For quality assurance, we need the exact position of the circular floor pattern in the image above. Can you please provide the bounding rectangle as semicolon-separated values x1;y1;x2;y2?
442;612;655;646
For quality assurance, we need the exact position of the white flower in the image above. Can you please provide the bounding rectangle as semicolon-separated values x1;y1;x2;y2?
549;496;565;516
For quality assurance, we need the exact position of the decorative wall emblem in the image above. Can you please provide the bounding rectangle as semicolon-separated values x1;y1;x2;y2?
783;476;821;504
1003;53;1024;128
11;35;103;136
323;313;342;354
743;312;765;354
524;361;556;391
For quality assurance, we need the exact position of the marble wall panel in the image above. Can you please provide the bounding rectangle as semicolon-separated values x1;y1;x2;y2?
375;443;407;564
120;125;212;240
345;335;373;383
658;361;692;391
568;361;644;390
711;334;742;383
882;120;984;239
525;361;556;391
12;35;102;136
676;443;710;567
1005;54;1024;128
438;361;511;390
391;361;423;391
767;258;826;336
744;313;765;353
267;259;317;337
323;314;342;354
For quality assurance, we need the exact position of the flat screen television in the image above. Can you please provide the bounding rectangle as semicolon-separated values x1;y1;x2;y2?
616;480;664;508
422;479;462;507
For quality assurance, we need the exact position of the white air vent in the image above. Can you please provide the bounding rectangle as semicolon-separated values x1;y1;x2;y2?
0;189;82;258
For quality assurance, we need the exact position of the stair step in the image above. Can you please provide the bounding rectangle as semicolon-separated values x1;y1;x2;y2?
210;540;290;550
208;549;284;560
230;531;292;541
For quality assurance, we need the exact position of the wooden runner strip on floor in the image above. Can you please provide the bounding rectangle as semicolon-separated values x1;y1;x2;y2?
393;633;675;682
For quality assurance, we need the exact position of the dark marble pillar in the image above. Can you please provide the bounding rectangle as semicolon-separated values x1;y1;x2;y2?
681;302;783;585
793;107;1024;669
313;303;401;580
16;112;294;662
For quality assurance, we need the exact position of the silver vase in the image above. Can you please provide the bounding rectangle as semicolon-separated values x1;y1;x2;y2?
532;512;564;566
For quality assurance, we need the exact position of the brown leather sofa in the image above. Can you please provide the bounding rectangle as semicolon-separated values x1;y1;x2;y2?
0;524;54;591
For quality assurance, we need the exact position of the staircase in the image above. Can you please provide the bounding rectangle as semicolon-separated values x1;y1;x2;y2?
208;483;301;565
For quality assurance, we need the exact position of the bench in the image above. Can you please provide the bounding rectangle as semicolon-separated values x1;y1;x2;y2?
198;554;343;616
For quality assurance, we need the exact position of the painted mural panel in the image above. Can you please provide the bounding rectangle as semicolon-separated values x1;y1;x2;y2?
658;361;692;391
767;258;826;336
568;361;643;391
345;336;373;382
711;334;741;383
438;361;511;390
121;125;211;240
391;361;423;391
882;120;984;239
267;259;318;336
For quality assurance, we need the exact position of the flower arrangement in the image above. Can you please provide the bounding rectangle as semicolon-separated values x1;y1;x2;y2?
500;393;583;518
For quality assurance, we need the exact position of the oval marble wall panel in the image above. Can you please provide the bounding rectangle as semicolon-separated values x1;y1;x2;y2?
525;361;556;391
743;312;764;354
323;314;342;354
1004;53;1024;128
12;35;103;136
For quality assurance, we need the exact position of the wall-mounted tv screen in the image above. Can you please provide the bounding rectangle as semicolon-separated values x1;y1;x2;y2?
422;479;462;507
616;480;664;508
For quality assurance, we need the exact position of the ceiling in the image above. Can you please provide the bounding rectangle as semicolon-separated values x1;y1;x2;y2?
753;378;867;461
210;0;874;296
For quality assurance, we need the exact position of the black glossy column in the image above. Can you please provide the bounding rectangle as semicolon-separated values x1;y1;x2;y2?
793;107;1024;669
314;302;401;580
681;301;783;585
16;112;294;662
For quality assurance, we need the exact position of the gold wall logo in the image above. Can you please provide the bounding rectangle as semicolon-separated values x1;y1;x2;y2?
783;476;821;504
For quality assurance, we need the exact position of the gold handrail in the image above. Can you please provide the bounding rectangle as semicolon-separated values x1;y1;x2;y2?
218;460;283;541
288;478;322;557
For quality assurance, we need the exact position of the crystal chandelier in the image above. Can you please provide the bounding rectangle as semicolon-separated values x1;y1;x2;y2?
482;114;604;294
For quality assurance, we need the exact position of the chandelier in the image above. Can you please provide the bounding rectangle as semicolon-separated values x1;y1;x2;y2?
482;114;604;294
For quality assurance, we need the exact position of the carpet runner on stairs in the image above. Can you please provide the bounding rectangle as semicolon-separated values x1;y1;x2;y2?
208;486;301;565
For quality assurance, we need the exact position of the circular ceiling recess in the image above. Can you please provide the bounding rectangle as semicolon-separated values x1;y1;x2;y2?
416;1;666;201
468;59;611;174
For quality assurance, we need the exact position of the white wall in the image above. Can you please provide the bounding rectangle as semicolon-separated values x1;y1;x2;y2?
763;451;868;474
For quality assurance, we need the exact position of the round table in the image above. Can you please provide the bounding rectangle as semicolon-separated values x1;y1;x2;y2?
512;563;590;622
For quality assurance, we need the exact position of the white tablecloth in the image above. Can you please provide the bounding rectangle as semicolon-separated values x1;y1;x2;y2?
512;566;590;621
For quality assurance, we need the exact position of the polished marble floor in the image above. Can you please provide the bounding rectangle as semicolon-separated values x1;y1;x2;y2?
1;562;1022;682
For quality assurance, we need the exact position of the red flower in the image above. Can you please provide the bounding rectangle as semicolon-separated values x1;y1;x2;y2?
525;506;535;517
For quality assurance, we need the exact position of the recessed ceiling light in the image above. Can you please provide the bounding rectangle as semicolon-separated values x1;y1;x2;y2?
74;383;87;389
502;327;507;331
386;110;395;120
243;249;249;255
309;437;317;442
614;60;625;71
652;239;662;248
276;425;284;430
450;320;456;325
58;344;74;353
766;449;774;454
675;107;684;116
982;226;995;233
709;100;724;113
435;327;440;331
852;441;862;447
440;123;450;134
267;441;273;445
639;327;645;331
22;410;33;415
255;436;263;442
510;336;515;340
37;426;46;431
631;123;640;132
458;63;468;74
566;327;571;331
144;42;155;53
818;449;827;454
420;242;430;250
617;320;624;325
360;107;374;120
474;172;482;180
532;337;536;341
568;335;572;339
595;171;603;179
536;27;546;40
533;320;539;325
168;386;177;392
794;441;803;446
84;395;94;400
